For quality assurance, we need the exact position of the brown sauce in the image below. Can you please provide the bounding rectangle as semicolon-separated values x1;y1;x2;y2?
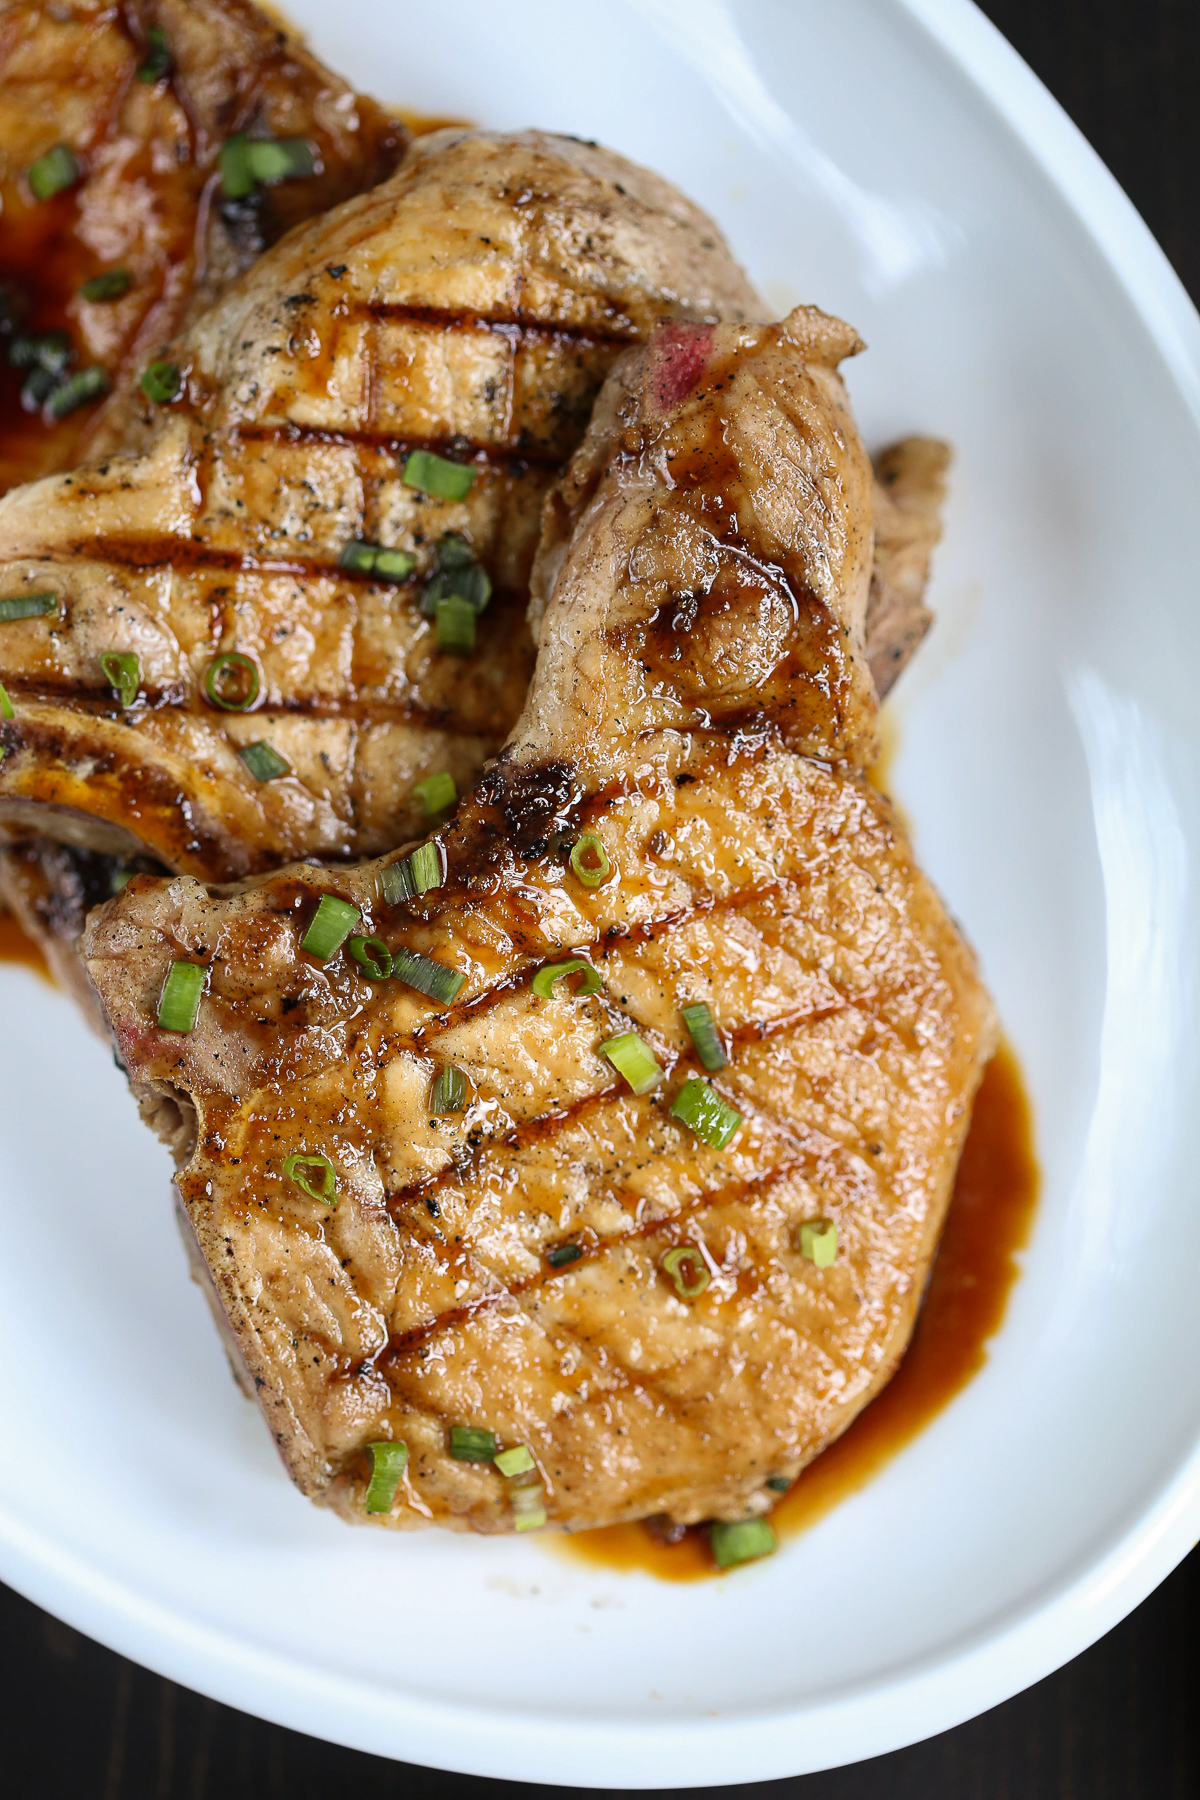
560;1041;1038;1581
0;908;52;983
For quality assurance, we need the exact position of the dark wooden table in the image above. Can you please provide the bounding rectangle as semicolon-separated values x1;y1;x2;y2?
6;2;1200;1792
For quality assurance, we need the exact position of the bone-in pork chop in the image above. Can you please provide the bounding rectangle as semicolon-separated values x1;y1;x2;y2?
83;306;994;1535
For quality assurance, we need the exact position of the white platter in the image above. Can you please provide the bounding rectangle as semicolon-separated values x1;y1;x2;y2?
3;0;1200;1783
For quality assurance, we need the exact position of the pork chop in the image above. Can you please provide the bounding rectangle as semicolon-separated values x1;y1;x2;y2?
82;306;994;1534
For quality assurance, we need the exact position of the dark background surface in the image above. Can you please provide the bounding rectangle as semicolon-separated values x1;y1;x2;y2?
5;1;1200;1793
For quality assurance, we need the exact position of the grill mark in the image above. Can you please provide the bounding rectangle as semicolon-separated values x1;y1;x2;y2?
365;301;637;350
377;1156;814;1373
0;683;512;737
234;420;565;470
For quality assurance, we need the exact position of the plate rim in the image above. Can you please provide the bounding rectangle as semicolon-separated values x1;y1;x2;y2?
4;0;1200;1781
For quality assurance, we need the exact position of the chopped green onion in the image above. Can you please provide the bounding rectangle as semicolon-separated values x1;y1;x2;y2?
661;1245;711;1299
203;651;260;712
681;1000;728;1071
110;867;133;894
494;1445;535;1478
364;1440;408;1513
245;137;317;184
669;1077;743;1149
135;26;172;83
237;739;289;782
157;960;205;1032
391;946;464;1005
599;1030;662;1096
46;364;110;419
140;359;182;403
420;561;491;618
409;840;443;894
374;546;416;582
380;857;416;906
430;1064;467;1113
21;366;58;410
436;531;476;571
799;1220;838;1268
403;449;475;502
218;133;254;199
283;1150;338;1205
0;684;12;720
27;145;79;202
9;331;62;370
766;1476;792;1494
570;834;610;889
300;894;361;960
511;1483;547;1531
436;595;476;654
0;592;57;623
414;770;457;818
531;958;602;1000
79;269;131;301
710;1518;777;1569
101;651;140;708
546;1242;582;1269
347;935;392;980
337;539;416;582
449;1425;497;1462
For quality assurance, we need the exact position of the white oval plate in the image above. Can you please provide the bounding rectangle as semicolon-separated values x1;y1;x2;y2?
3;0;1200;1783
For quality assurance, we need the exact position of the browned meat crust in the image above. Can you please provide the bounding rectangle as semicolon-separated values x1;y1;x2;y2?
83;309;992;1534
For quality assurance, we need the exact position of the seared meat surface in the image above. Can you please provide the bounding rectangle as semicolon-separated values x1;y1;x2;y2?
0;128;763;881
0;0;407;485
83;307;993;1534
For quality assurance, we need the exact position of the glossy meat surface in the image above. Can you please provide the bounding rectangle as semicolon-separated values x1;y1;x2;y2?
84;309;994;1533
0;128;764;876
0;0;407;486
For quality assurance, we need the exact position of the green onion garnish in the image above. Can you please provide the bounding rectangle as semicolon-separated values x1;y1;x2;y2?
494;1444;535;1478
681;1000;728;1071
669;1077;743;1149
436;595;476;654
0;592;57;623
436;532;476;570
449;1425;497;1462
203;651;260;712
546;1242;582;1268
661;1245;711;1299
157;960;205;1032
283;1150;338;1205
766;1476;792;1494
237;739;289;782
420;540;492;618
569;834;610;889
380;857;416;906
337;539;415;582
245;137;317;184
364;1440;408;1513
390;946;464;1005
347;935;392;980
0;684;12;720
531;958;602;1000
430;1064;467;1113
511;1483;547;1531
300;894;361;961
101;651;140;708
218;134;254;199
135;26;172;83
46;364;110;419
599;1030;662;1096
799;1220;838;1268
79;269;131;302
140;359;182;404
710;1518;777;1569
414;770;457;818
8;331;67;371
21;366;58;410
409;840;443;894
111;867;133;894
403;449;475;501
27;145;79;202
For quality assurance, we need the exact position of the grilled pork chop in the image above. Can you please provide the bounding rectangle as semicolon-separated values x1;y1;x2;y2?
83;306;993;1534
0;0;407;486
